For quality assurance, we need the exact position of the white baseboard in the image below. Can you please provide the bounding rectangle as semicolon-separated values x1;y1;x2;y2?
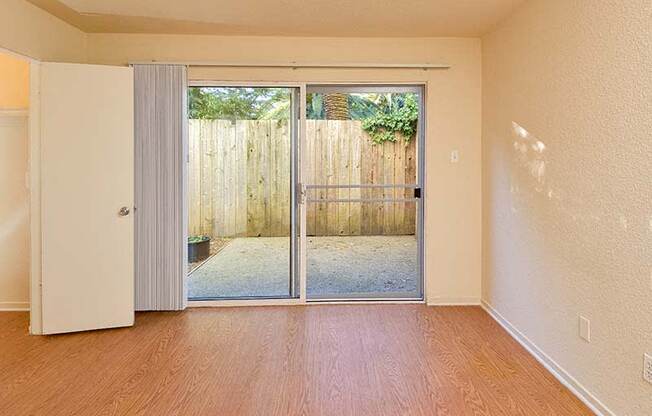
481;300;614;416
427;296;480;306
0;301;30;311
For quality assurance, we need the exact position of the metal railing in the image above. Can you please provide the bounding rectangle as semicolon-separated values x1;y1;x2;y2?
301;184;421;203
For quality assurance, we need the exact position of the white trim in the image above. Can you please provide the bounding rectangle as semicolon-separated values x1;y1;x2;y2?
132;61;450;70
29;61;43;335
0;302;30;311
298;84;307;302
188;299;425;308
189;298;303;308
0;109;28;117
0;110;28;128
481;300;614;416
189;80;304;88
427;296;481;306
309;300;425;305
307;84;422;94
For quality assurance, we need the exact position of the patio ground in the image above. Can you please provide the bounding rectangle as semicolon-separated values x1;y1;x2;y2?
188;236;418;299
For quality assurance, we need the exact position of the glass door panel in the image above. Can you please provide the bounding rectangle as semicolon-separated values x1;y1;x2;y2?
303;85;424;300
186;86;299;300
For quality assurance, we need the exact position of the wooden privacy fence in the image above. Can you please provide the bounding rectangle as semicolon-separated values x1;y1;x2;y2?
188;119;416;238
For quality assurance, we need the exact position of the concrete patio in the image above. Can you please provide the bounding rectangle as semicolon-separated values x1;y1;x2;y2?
188;235;418;299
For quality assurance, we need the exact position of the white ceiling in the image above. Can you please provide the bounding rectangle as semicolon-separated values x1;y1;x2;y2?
29;0;526;37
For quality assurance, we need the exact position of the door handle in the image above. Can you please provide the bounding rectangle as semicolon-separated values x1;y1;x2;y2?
118;206;130;217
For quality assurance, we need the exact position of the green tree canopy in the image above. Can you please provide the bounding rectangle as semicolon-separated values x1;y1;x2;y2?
189;87;419;143
188;87;290;120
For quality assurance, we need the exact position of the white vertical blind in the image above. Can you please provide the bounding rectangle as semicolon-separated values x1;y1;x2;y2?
134;65;188;311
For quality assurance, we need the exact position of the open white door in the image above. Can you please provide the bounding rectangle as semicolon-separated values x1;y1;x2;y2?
39;63;134;334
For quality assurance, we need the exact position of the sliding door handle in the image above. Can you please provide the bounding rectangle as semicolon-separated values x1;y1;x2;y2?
297;183;307;204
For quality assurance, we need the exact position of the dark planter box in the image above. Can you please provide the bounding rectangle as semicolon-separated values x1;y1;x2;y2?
188;239;210;263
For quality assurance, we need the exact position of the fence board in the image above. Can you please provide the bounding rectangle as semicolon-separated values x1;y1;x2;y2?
246;121;262;236
189;119;416;238
200;121;213;236
394;137;406;234
337;121;350;235
325;121;339;235
235;121;247;236
305;121;316;234
188;122;201;236
404;138;417;234
373;142;385;235
359;130;373;235
349;123;362;235
315;121;327;236
213;121;225;237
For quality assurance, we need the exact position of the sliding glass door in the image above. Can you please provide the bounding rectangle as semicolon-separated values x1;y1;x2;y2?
302;85;425;300
185;83;424;302
186;86;299;300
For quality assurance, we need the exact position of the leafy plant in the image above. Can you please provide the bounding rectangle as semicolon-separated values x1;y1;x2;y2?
361;94;418;144
188;236;210;244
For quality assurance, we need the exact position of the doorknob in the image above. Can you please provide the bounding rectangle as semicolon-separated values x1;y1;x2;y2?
118;206;130;217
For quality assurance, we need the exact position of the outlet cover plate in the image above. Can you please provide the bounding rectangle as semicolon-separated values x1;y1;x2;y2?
579;316;591;342
644;354;652;384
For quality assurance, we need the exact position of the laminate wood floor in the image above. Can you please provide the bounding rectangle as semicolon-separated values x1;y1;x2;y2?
0;305;593;416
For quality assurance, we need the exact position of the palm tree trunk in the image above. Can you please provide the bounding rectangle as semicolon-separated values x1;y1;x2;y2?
323;93;350;120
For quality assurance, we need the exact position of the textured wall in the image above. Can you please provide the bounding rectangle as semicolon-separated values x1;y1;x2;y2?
0;112;29;310
482;1;652;414
0;52;29;310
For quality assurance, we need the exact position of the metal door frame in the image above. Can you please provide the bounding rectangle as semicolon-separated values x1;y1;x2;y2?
185;81;427;306
301;84;425;301
186;82;302;301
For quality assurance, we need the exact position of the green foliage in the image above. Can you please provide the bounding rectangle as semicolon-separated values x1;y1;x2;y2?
190;88;419;145
188;236;210;244
361;94;418;144
189;87;290;120
306;93;382;120
306;92;419;144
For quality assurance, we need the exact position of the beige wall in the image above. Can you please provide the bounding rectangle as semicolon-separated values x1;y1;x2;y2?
0;51;30;309
482;1;652;415
88;34;483;304
0;53;29;109
0;112;29;310
0;0;86;62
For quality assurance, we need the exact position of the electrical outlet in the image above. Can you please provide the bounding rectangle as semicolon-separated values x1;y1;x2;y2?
579;316;591;342
644;354;652;384
450;150;459;163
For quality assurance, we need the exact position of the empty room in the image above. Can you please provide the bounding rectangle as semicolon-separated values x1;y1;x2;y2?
0;0;649;415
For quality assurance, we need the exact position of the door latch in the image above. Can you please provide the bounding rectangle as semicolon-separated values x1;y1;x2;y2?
297;183;307;204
